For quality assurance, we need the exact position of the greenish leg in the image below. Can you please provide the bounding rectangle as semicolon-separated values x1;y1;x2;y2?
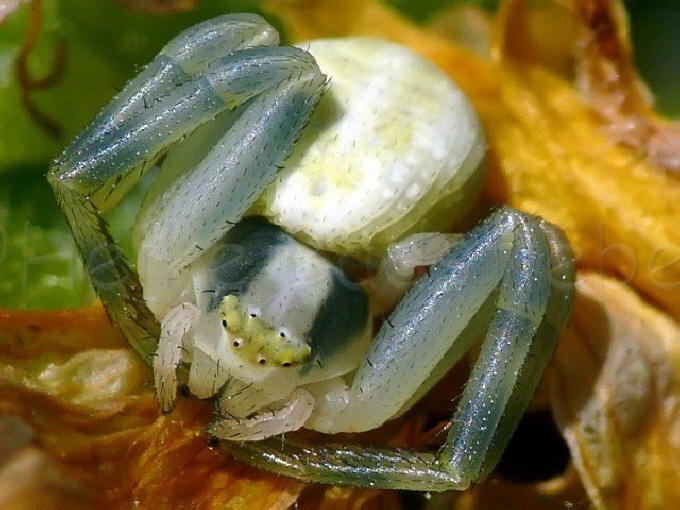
220;208;575;491
60;14;278;164
48;16;325;359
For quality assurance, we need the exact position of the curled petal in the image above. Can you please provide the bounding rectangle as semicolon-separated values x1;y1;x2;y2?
552;273;680;508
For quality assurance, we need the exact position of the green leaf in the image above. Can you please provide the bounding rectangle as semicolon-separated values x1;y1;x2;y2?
0;0;263;308
0;169;92;308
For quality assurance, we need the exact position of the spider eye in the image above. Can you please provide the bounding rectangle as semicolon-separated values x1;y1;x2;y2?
232;340;241;348
279;331;286;338
221;319;227;327
258;358;266;365
250;313;257;318
281;362;291;367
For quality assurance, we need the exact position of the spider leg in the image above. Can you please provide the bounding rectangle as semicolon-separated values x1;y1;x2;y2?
136;46;327;272
208;388;315;441
436;212;574;485
154;302;199;412
369;232;462;315
60;14;278;164
220;207;574;491
48;16;325;358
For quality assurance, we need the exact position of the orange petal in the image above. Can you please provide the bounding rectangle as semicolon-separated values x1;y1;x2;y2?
0;309;305;507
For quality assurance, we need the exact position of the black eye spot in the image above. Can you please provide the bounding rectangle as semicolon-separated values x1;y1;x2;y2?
221;319;227;327
258;358;266;365
279;332;286;338
250;313;257;318
282;362;291;367
232;340;241;348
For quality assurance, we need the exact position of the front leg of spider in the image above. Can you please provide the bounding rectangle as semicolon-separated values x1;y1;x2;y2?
47;14;326;358
221;207;575;491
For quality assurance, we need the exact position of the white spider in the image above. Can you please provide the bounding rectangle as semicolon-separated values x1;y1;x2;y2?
49;14;574;491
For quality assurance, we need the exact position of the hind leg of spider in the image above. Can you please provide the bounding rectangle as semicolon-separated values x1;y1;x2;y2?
220;207;574;491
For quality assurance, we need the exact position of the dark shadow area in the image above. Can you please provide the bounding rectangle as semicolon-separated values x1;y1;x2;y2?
494;408;571;484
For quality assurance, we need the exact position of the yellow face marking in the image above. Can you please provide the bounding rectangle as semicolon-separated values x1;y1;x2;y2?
219;295;312;368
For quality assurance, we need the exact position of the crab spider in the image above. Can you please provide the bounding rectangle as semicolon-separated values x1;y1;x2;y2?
48;14;575;491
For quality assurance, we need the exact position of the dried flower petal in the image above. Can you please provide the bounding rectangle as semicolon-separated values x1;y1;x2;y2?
489;0;680;320
552;273;680;508
0;308;307;508
497;0;680;172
